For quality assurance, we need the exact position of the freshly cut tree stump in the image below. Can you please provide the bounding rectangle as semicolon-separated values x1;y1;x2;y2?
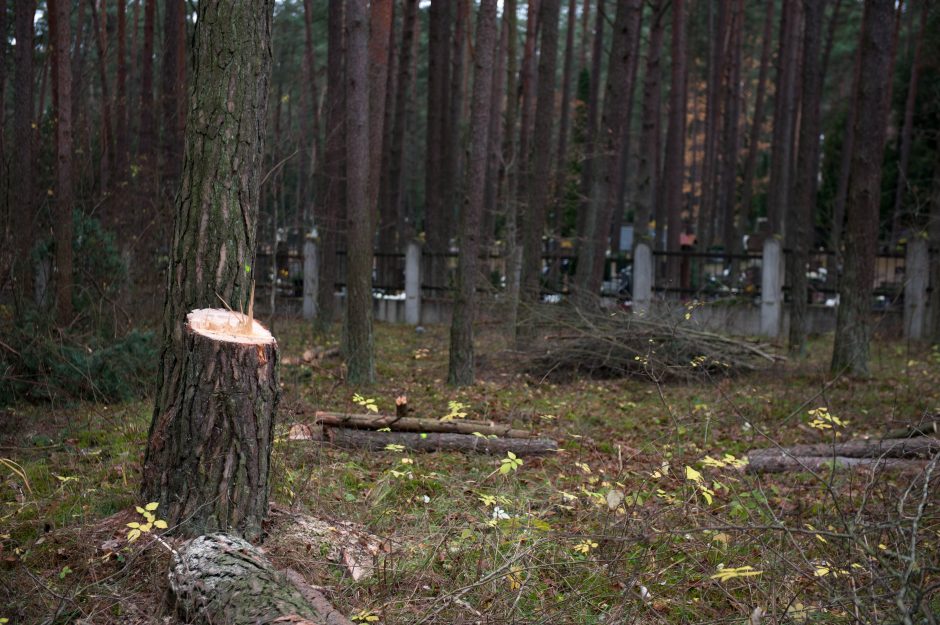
170;533;354;625
324;426;559;455
143;309;278;540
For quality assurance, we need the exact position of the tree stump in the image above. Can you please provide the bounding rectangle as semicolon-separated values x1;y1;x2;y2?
170;533;354;625
143;309;278;540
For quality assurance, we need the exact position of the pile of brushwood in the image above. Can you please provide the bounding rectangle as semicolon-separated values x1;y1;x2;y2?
523;304;780;381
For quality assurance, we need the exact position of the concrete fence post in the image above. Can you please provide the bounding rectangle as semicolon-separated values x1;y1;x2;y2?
904;238;928;341
405;241;422;325
760;238;783;338
633;242;653;314
302;239;318;320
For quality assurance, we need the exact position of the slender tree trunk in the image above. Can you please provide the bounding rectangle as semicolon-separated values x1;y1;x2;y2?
448;0;498;386
579;0;590;71
89;0;115;195
662;0;688;289
161;0;186;198
553;0;578;233
635;0;665;249
51;0;73;324
443;0;469;240
890;0;927;245
502;0;521;337
315;0;345;334
482;0;508;246
719;0;744;253
929;158;940;343
830;45;861;257
609;20;642;257
300;0;322;230
699;0;728;251
0;2;7;161
11;0;36;308
425;0;452;270
383;0;418;248
767;0;801;237
788;0;826;357
831;0;897;376
522;0;561;303
514;0;540;243
343;0;375;385
143;0;275;539
737;0;774;252
577;0;605;245
116;0;128;179
576;0;643;296
138;0;156;188
368;1;392;225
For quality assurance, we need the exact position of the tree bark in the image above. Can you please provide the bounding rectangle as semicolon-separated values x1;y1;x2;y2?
425;0;453;271
552;0;578;234
788;0;826;357
661;0;688;288
116;0;128;179
718;0;744;253
576;0;605;246
737;0;775;253
51;0;73;325
889;0;928;245
928;155;940;343
316;0;345;335
170;533;353;625
831;0;897;376
325;427;559;456
482;1;509;247
746;455;930;474
343;0;376;385
381;0;418;253
300;0;322;231
514;0;540;255
161;0;186;198
143;0;275;539
766;0;801;238
448;0;499;386
634;0;665;250
88;0;114;195
12;0;36;309
522;0;561;304
138;0;157;192
750;437;940;461
443;0;470;242
314;411;534;439
699;0;729;252
368;0;392;225
576;0;643;296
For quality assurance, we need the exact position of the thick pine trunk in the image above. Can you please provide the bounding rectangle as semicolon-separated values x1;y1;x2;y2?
831;0;897;376
425;0;453;276
147;310;278;540
170;533;354;625
144;0;274;538
448;0;498;386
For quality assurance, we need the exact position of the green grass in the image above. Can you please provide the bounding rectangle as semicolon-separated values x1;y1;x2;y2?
1;320;938;624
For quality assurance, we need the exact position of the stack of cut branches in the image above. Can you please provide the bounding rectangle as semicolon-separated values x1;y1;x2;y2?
522;305;780;381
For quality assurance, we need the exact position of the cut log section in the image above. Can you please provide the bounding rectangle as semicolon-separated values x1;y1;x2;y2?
324;426;559;455
747;437;940;473
143;308;278;540
315;410;536;439
169;533;354;625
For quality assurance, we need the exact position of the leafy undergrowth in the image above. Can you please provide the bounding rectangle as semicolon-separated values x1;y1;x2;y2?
1;317;939;624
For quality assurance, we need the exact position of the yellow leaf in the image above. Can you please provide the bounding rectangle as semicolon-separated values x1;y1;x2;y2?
145;502;159;511
135;506;146;515
685;466;703;483
153;520;168;529
710;565;763;582
126;522;140;529
127;528;141;542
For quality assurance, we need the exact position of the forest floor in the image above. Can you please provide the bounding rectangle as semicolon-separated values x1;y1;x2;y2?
1;318;939;624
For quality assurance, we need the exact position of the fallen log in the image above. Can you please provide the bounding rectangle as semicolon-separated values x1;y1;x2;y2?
746;454;931;474
882;419;939;440
749;437;940;460
324;427;559;455
315;410;535;439
169;533;354;625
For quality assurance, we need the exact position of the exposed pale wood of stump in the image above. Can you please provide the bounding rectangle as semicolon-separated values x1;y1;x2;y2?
314;410;536;438
746;437;940;473
143;308;278;540
324;426;559;455
169;533;354;625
